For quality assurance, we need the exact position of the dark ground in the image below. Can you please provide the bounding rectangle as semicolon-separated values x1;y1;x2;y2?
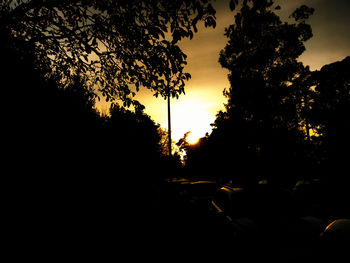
12;176;348;262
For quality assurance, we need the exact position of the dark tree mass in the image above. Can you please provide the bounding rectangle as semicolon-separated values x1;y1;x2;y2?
206;1;314;183
185;0;349;189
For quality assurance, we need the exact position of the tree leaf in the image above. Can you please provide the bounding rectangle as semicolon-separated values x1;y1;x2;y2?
229;0;238;11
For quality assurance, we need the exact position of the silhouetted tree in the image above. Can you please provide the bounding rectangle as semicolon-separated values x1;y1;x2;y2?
189;0;315;185
176;131;191;154
309;57;350;175
182;135;211;170
104;104;162;167
1;24;181;255
1;0;216;108
1;1;215;256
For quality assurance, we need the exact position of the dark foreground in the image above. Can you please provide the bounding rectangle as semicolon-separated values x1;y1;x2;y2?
15;176;349;262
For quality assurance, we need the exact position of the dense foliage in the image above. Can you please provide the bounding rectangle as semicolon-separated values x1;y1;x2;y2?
309;57;350;174
0;0;216;108
184;0;349;187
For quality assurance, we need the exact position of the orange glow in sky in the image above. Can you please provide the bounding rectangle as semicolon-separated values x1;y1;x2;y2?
96;0;350;144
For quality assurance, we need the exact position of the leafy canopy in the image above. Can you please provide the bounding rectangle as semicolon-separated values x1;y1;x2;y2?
195;0;316;180
218;0;314;130
0;0;216;109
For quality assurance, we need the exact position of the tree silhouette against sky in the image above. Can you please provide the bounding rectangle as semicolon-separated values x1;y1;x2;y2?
185;0;316;184
1;0;216;109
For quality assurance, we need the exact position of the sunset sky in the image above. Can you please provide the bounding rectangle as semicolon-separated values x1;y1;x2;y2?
113;0;350;143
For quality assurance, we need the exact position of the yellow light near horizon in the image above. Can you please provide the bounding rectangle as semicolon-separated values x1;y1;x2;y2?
166;97;215;143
